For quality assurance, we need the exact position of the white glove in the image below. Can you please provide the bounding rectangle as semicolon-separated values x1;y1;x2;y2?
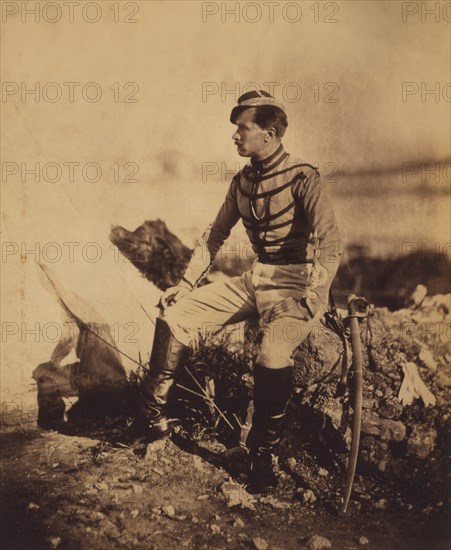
158;280;193;311
398;362;436;407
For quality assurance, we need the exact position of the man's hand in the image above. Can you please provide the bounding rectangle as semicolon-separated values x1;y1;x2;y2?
158;283;192;311
267;297;312;323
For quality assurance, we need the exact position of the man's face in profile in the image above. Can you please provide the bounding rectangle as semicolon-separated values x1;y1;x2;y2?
232;108;268;159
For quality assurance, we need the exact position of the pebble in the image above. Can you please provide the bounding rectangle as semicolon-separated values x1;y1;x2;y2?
318;468;329;477
197;494;209;500
299;488;317;504
161;505;176;518
233;517;245;529
210;524;221;535
221;481;256;510
408;425;437;459
27;502;40;510
260;495;290;509
130;509;139;518
252;537;269;550
47;537;62;549
375;499;387;509
144;439;166;460
359;536;369;545
305;535;332;549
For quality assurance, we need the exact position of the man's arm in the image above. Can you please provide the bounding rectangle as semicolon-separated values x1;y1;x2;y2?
267;169;342;323
298;167;342;291
183;176;241;288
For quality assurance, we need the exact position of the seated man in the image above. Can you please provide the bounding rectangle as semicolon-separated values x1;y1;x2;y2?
116;90;342;493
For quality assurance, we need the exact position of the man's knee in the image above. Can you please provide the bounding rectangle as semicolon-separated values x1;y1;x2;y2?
257;320;313;369
257;341;296;369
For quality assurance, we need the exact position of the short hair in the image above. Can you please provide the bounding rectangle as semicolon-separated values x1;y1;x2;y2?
234;91;288;137
252;104;288;138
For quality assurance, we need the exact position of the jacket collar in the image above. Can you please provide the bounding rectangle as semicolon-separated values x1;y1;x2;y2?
246;144;288;179
251;144;285;170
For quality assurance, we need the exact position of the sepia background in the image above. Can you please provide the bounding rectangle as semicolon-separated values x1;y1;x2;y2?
1;0;450;430
1;2;450;549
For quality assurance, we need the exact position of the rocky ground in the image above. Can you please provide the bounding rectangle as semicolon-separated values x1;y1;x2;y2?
0;422;448;550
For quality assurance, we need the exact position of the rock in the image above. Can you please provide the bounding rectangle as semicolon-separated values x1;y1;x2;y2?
252;537;268;550
362;397;377;410
233;517;245;528
287;457;297;468
318;467;328;477
378;397;403;420
130;509;139;518
362;411;406;442
406;284;427;308
259;495;291;509
419;348;438;371
47;537;62;549
27;502;40;510
221;481;256;510
359;536;369;545
210;524;221;535
161;505;176;518
144;439;167;460
196;494;209;500
375;499;387;509
408;425;437;458
299;489;317;504
305;534;332;549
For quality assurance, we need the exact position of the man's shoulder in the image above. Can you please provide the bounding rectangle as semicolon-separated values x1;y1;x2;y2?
284;155;320;176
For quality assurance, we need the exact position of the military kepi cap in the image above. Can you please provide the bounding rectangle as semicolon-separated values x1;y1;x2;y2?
230;90;287;123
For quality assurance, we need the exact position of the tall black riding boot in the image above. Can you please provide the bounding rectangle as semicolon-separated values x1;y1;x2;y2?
114;317;188;447
246;364;293;493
